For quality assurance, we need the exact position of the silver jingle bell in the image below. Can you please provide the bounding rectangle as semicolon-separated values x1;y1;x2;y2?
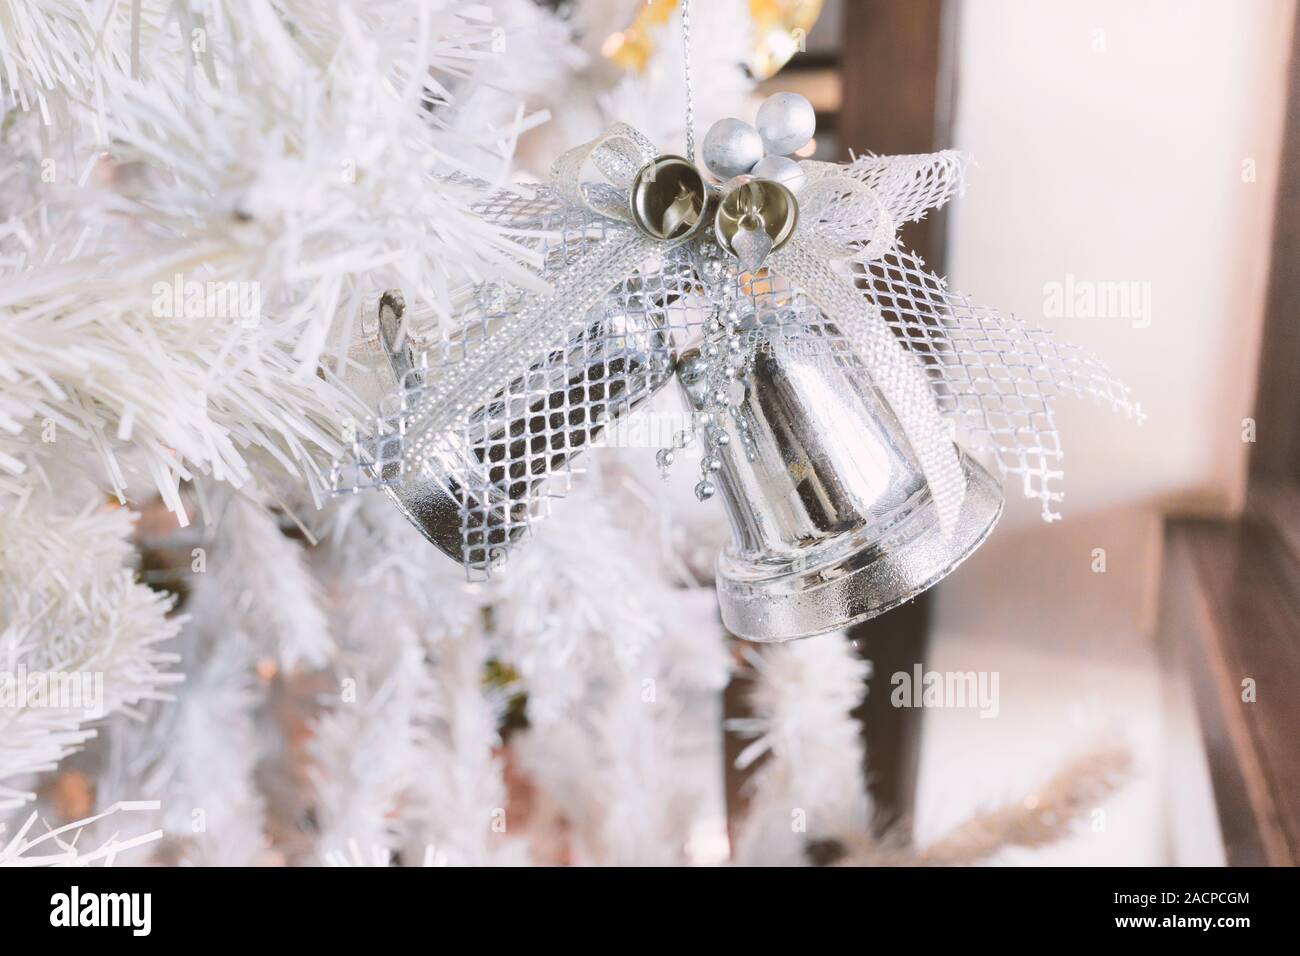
352;291;677;569
629;156;708;241
714;178;799;271
676;329;1003;642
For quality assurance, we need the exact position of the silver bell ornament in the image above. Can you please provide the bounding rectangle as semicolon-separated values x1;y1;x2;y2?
629;155;708;240
347;289;675;569
335;99;1139;639
714;177;799;273
677;340;1003;642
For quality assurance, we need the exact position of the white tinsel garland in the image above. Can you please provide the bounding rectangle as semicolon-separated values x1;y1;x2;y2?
201;492;332;670
89;490;329;865
0;800;164;866
309;494;520;866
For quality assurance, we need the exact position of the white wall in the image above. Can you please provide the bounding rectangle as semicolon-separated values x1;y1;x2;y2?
947;0;1295;523
914;0;1295;865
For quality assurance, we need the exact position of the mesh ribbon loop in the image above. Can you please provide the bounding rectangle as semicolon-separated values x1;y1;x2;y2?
550;123;659;223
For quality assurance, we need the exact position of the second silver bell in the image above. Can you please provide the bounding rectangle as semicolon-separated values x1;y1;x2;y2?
676;321;1003;642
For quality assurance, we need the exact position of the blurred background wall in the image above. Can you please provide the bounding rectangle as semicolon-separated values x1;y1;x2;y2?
916;0;1296;865
948;0;1294;524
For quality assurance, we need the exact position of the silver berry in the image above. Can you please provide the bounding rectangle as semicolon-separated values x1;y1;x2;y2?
702;118;764;180
756;92;816;156
751;155;806;194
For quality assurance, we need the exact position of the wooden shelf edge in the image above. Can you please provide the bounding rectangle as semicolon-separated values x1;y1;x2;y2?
1158;513;1300;866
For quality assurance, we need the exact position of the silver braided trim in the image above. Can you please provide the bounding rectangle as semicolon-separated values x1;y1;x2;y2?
397;126;664;480
770;237;967;535
397;230;659;479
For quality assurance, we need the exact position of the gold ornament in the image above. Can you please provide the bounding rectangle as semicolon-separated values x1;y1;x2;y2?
601;0;677;74
602;0;823;80
748;0;823;80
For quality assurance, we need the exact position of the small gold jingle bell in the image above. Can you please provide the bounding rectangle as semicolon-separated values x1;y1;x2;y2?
715;177;798;272
629;155;708;241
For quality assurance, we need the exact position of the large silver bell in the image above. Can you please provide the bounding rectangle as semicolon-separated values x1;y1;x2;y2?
676;325;1003;642
350;290;675;569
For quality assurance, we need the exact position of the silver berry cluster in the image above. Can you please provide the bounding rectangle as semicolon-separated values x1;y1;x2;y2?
701;92;816;194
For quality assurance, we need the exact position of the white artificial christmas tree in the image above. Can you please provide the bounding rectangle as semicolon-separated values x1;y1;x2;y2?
0;0;1128;867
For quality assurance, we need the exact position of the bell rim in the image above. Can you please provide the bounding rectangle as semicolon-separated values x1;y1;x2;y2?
714;450;1005;642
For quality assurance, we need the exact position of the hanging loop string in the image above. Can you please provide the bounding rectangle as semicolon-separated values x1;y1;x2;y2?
682;0;695;161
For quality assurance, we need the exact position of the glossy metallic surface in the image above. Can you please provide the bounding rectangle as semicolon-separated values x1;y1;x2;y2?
629;155;708;241
750;155;806;194
677;328;1003;642
714;178;799;262
354;291;676;565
